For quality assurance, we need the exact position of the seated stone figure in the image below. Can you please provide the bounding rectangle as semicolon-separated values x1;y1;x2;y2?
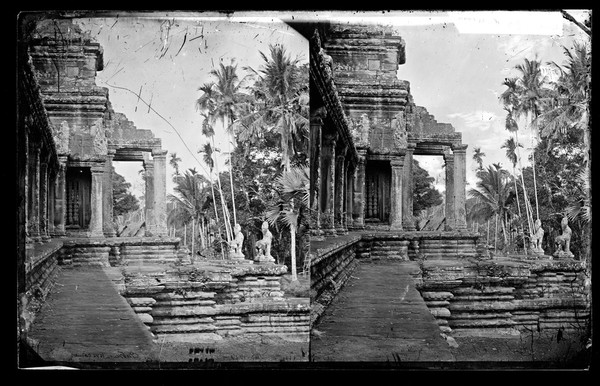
553;216;574;259
254;221;274;263
530;219;545;256
229;223;245;259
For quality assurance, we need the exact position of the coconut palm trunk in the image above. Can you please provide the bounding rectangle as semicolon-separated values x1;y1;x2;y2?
191;218;195;258
211;137;232;243
290;223;297;282
224;115;238;226
527;111;541;220
514;130;534;237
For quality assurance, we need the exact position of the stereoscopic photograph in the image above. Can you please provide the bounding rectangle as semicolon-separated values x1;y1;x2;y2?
16;9;591;371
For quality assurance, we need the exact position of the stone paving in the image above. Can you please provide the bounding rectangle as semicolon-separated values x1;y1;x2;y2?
26;266;159;364
310;259;455;363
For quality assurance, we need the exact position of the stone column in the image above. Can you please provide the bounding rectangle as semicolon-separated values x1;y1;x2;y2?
89;164;105;237
453;144;468;231
53;156;68;236
28;146;41;242
39;156;49;241
390;157;405;230
103;149;116;237
352;150;367;229
444;152;455;231
334;146;347;234
310;112;324;238
321;132;337;236
152;149;168;237
48;169;55;236
346;162;355;230
402;143;416;231
144;158;155;236
24;133;31;245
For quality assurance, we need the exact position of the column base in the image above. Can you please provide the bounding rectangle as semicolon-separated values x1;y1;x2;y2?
254;254;275;264
321;228;337;236
389;225;404;231
104;230;117;238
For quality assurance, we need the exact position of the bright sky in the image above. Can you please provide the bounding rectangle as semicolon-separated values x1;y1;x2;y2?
75;10;590;198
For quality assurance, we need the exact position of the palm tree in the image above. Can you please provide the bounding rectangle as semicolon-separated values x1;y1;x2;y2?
196;98;233;243
265;166;309;281
514;58;548;221
468;164;514;249
232;44;309;172
501;137;526;252
169;152;182;177
472;147;486;172
168;170;211;256
534;42;591;224
500;82;535;239
197;62;250;227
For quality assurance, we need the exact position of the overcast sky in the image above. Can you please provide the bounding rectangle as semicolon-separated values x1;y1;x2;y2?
75;10;590;198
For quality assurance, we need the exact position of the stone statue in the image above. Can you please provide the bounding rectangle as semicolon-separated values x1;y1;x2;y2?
529;219;545;256
254;221;274;263
229;223;245;259
554;216;574;259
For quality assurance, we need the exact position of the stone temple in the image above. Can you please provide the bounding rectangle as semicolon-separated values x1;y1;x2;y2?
302;22;590;351
17;17;309;364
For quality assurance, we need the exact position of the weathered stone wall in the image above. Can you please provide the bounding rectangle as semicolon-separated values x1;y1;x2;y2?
29;19;109;161
120;263;310;338
418;257;591;335
58;237;181;267
309;235;361;325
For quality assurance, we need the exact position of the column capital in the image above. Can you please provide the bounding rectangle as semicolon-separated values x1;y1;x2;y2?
144;159;155;170
443;153;455;163
452;144;468;153
91;164;105;174
336;146;348;159
152;149;168;158
107;148;116;157
322;131;338;147
406;142;417;152
390;157;405;168
311;106;327;124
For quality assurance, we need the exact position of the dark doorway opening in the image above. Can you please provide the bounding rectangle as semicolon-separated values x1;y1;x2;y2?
365;160;391;224
66;167;91;229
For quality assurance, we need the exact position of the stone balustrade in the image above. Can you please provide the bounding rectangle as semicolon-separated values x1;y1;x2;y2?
417;257;590;335
118;262;310;339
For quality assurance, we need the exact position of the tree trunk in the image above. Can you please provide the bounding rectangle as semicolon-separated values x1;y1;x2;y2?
528;111;541;220
224;115;238;226
191;218;195;258
211;137;232;242
290;223;298;282
184;223;187;247
494;214;498;253
514;130;534;237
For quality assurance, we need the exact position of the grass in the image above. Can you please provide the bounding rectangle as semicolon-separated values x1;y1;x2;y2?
280;273;310;298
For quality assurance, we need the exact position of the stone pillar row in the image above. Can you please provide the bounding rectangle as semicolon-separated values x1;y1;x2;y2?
314;128;361;237
26;143;62;243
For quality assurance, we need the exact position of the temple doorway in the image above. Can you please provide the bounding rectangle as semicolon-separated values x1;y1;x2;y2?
365;160;391;224
65;167;91;229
